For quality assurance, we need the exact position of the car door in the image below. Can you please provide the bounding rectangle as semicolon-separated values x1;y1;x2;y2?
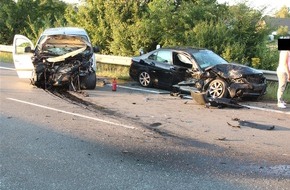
171;51;195;84
12;35;35;78
146;50;174;87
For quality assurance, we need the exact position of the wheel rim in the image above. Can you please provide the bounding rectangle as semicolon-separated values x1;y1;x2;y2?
208;81;224;98
139;72;150;86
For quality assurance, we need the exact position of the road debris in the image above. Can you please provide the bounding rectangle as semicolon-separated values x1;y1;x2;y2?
150;122;162;127
232;117;240;121
227;122;241;128
216;137;227;141
190;90;244;109
267;126;275;130
206;97;244;109
238;120;276;130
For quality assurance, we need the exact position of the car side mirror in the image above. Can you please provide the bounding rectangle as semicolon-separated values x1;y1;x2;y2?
93;46;100;53
24;46;32;53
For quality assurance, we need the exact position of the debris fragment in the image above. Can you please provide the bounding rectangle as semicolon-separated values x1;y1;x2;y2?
227;122;241;128
207;97;244;109
267;126;275;130
103;79;110;85
191;90;244;108
170;92;180;97
150;122;162;127
191;91;207;105
239;120;276;130
216;137;226;141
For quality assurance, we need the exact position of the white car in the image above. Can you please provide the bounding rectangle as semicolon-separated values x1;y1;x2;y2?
13;27;99;90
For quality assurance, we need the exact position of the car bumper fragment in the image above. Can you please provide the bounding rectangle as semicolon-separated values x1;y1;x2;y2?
228;83;267;98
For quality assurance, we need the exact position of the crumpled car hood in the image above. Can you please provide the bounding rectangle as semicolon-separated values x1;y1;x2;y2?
37;35;92;61
207;63;263;79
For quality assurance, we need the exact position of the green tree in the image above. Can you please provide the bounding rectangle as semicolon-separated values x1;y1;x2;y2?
223;3;269;65
0;0;17;44
138;0;227;51
65;0;111;53
277;25;289;36
18;0;68;42
0;0;68;44
275;5;290;18
65;0;147;55
103;0;144;55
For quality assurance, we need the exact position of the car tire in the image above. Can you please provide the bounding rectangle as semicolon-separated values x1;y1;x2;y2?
80;71;97;90
207;79;228;98
138;71;152;87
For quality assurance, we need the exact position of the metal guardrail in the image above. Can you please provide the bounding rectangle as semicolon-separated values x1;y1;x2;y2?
95;54;131;66
0;45;13;52
260;70;278;81
0;45;278;81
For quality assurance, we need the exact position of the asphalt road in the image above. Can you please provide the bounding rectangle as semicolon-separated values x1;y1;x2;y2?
1;62;290;190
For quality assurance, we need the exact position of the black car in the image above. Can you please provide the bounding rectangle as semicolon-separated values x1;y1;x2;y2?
129;47;267;99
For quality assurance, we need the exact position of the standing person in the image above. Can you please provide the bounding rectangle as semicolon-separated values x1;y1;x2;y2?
277;50;290;108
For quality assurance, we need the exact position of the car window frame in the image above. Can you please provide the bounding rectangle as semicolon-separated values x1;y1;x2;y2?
148;50;173;65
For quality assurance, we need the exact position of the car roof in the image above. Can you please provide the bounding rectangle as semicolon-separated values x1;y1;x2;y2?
41;27;88;36
159;47;208;53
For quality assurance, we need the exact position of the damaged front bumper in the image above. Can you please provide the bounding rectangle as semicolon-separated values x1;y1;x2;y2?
172;78;267;99
228;82;267;98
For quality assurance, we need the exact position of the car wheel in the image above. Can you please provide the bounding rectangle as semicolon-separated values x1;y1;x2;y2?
207;79;228;98
138;71;152;87
80;71;97;90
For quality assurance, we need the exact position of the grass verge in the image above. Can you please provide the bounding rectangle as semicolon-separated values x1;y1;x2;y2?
0;52;13;63
97;63;130;81
262;81;290;102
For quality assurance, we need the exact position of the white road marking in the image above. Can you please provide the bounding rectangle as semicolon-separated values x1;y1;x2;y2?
242;104;290;115
107;84;169;94
0;66;15;70
7;98;135;129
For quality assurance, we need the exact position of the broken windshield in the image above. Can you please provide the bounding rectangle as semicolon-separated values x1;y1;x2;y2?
36;35;90;56
192;50;228;70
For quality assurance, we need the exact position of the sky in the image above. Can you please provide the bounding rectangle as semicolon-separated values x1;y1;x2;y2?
217;0;290;15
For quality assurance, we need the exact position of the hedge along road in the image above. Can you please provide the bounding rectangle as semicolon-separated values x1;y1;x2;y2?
1;62;290;189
